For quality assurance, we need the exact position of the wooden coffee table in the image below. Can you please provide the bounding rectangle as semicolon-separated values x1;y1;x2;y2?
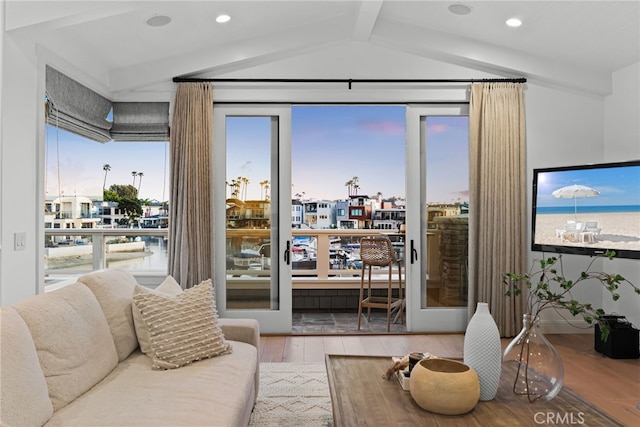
325;354;623;427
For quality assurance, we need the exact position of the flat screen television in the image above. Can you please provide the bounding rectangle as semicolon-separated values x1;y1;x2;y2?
531;160;640;260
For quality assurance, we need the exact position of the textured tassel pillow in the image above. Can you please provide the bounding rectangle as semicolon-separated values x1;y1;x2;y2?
132;276;184;355
133;279;232;369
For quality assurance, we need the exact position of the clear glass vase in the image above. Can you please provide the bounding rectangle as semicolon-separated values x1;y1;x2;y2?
502;314;564;402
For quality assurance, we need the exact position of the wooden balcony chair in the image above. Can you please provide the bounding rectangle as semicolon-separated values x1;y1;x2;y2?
357;236;404;332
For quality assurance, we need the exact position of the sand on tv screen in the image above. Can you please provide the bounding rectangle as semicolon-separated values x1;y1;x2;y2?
532;160;640;260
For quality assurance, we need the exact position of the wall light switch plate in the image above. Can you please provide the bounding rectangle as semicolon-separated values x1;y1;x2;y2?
14;232;26;251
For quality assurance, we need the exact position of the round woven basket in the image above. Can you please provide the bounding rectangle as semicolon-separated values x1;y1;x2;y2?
410;358;480;415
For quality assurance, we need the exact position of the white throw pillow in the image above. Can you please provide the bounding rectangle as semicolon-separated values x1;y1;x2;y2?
132;276;184;355
77;269;140;361
133;279;232;369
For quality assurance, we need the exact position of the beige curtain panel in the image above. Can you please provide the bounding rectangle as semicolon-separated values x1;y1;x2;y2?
168;83;214;288
468;82;528;337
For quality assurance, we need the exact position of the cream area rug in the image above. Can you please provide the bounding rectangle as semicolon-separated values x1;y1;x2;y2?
249;363;333;427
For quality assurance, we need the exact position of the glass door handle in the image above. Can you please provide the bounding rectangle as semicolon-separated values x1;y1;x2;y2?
410;239;418;264
284;240;291;265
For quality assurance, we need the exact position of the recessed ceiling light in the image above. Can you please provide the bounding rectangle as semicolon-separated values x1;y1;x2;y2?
216;14;231;23
448;3;472;16
145;14;172;27
506;18;522;27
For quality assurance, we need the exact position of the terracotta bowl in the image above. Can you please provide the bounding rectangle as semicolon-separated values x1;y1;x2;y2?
410;358;480;415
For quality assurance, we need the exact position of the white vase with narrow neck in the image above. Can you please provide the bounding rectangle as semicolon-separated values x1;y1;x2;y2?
463;302;502;401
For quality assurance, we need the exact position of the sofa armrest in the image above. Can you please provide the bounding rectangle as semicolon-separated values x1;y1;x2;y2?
218;318;261;401
218;318;260;349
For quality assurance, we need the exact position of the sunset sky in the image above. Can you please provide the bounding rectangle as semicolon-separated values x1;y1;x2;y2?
46;106;469;204
45;128;169;201
227;106;469;202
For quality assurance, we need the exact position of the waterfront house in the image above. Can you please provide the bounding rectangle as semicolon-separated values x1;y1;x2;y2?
44;196;100;230
348;195;375;229
302;200;336;229
291;199;304;229
334;200;353;229
372;206;406;230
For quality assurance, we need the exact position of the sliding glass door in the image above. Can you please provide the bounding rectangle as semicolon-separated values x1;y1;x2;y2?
214;105;292;333
214;104;470;334
405;105;470;332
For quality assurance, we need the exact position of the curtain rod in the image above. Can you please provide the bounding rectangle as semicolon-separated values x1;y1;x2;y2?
172;77;526;89
212;101;469;105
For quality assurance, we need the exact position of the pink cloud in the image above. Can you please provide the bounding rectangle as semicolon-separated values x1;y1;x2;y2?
427;123;448;133
360;120;404;135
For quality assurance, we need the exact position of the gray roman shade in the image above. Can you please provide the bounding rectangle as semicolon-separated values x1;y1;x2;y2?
111;102;170;141
45;66;112;143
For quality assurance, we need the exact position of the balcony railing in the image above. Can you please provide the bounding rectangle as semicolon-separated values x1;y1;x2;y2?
45;228;169;277
45;227;448;291
224;228;443;289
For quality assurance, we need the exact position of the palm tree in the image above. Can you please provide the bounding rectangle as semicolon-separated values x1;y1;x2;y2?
345;179;353;196
241;177;249;201
131;171;137;186
102;164;111;191
344;176;360;196
230;179;240;199
351;176;360;195
137;172;144;194
259;180;269;200
236;177;243;200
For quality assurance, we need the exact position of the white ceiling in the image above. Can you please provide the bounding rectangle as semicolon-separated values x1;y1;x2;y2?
5;0;639;97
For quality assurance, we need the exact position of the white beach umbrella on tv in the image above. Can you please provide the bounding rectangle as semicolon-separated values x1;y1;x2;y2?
552;184;600;219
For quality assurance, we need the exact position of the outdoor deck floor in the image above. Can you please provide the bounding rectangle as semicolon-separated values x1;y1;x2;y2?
292;311;407;334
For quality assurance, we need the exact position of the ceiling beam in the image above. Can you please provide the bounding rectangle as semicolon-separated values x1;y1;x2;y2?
352;0;383;41
370;16;611;96
5;1;144;36
109;19;351;93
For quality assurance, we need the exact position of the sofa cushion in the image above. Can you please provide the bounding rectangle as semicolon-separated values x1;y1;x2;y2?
132;275;184;355
0;307;54;426
45;342;257;427
13;283;118;411
77;269;140;361
133;279;232;370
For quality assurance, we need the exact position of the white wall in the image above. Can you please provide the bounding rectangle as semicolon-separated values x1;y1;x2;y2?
0;31;41;305
602;62;640;329
605;62;640;160
525;83;606;333
523;64;640;332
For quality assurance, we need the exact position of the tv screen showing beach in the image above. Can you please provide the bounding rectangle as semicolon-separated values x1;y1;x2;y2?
532;160;640;260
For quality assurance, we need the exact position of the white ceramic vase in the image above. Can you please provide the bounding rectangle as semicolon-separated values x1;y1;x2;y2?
463;302;502;401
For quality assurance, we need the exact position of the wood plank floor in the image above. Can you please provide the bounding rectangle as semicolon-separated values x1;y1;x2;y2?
259;333;639;426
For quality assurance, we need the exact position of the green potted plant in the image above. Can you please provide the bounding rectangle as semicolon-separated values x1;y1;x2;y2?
501;250;639;402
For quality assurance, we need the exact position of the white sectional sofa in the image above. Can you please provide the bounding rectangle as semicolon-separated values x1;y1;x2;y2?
0;270;260;427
